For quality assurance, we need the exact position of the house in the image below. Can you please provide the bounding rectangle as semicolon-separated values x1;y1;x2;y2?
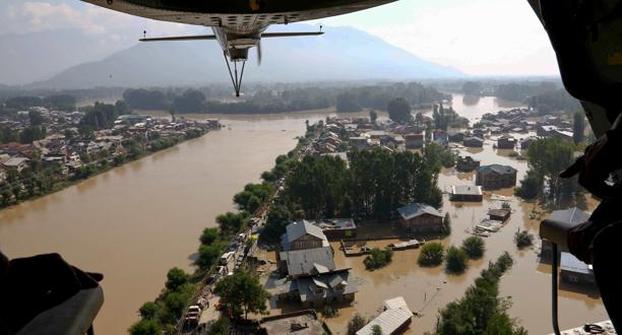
278;247;336;278
447;131;465;143
259;310;331;335
432;130;448;146
397;203;443;233
541;208;590;262
497;136;517;149
463;137;484;148
274;269;358;307
450;185;483;202
472;128;487;138
313;218;357;240
456;156;480;172
488;208;511;221
350;137;370;150
560;252;595;285
281;221;329;251
404;133;425;149
476;164;517;190
1;157;30;173
356;297;413;335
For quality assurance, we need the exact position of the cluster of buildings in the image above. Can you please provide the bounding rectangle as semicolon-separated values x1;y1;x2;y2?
272;220;358;307
0;105;219;185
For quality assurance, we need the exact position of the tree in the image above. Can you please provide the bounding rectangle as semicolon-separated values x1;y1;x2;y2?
418;242;444;267
462;236;485;259
29;110;44;126
515;170;541;200
514;230;533;249
206;317;231;335
436;252;523;335
363;248;393;270
173;89;207;114
129;319;161;335
573;110;586;144
347;314;368;335
139;302;160;320
445;246;468;274
372;324;383;335
387;98;412;123
165;267;190;291
462;81;482;96
197;242;225;270
369;110;378;124
336;93;362;113
216;212;249;236
214;271;270;320
200;227;220;245
260;203;292;244
441;213;452;236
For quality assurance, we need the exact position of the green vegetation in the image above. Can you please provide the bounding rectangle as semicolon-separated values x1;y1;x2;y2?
364;248;394;270
387;97;412;123
435;252;525;335
128;268;196;335
418;242;445;267
233;183;273;212
526;88;581;115
347;314;368;335
372;324;383;335
214;270;270;320
516;138;580;204
124;83;447;115
440;213;452;236
205;317;231;335
369;110;378;124
462;81;482;96
462;236;485;259
445;246;468;274
80;101;130;130
514;230;534;249
425;143;457;170
4;94;77;111
284;149;442;220
433;103;469;130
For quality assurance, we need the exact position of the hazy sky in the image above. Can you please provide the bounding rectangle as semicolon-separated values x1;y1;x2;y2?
0;0;560;76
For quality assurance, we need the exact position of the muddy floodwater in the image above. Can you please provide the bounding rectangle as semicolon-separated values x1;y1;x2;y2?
0;96;606;334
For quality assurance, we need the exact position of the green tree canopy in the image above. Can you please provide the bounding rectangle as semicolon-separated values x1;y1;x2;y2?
214;271;270;320
418;242;444;267
165;267;190;291
387;97;412;123
445;246;468;274
462;236;485;259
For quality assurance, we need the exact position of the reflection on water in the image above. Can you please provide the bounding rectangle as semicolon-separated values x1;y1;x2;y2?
462;94;480;106
0;98;606;334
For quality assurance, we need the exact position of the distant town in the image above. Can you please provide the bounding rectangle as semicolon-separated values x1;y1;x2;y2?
0;98;221;208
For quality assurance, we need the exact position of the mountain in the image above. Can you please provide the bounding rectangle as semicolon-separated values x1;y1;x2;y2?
0;29;132;86
28;25;463;89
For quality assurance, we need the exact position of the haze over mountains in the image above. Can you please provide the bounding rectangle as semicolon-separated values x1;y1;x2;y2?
1;24;463;89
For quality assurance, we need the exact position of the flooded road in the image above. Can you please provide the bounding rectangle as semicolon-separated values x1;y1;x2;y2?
0;97;606;334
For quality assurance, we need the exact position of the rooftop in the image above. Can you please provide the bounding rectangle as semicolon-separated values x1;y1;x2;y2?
260;311;327;335
477;164;517;175
397;203;442;220
550;207;590;224
279;247;336;277
452;185;483;196
560;252;592;275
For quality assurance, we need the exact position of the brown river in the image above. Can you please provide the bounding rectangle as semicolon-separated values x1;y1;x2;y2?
0;95;607;334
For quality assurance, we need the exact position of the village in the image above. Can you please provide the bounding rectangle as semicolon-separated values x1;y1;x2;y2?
177;101;600;335
0;104;221;206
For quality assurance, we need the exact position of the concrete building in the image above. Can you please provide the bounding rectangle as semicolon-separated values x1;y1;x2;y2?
476;164;517;190
450;185;483;202
1;157;30;173
397;203;444;233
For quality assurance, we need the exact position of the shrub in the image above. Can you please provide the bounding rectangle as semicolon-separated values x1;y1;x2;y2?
514;230;534;249
462;236;485;259
445;246;468;274
347;314;368;335
418;242;444;267
364;248;394;270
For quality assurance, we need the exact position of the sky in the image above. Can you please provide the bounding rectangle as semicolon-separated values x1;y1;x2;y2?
0;0;560;76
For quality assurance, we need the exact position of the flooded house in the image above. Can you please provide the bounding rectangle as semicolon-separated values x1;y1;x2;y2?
560;252;596;285
272;268;358;307
463;136;484;148
356;296;413;335
448;130;465;143
259;310;331;335
450;185;483;202
281;221;330;251
313;218;357;240
488;208;511;221
397;203;444;233
456;156;480;172
278;247;336;278
497;135;517;149
475;164;517;190
540;207;590;262
404;133;425;149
